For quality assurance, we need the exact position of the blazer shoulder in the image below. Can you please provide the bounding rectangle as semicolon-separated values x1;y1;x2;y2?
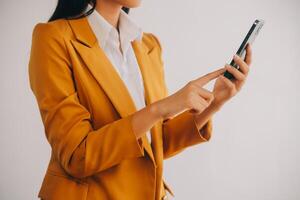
31;19;71;41
29;19;72;67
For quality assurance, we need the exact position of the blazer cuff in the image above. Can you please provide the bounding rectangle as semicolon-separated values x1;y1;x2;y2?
162;110;213;157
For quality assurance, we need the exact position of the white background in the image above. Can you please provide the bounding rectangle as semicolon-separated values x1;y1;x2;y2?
0;0;299;199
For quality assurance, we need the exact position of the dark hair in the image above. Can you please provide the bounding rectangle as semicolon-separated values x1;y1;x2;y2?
48;0;130;22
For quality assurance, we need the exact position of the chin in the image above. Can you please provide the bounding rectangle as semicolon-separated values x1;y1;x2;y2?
115;0;141;8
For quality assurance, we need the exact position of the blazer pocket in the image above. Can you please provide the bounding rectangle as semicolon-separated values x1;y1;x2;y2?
38;171;88;200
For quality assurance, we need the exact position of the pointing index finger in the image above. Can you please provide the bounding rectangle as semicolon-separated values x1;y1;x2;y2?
195;68;226;86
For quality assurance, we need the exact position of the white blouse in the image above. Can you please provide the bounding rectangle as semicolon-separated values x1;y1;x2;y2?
85;4;152;143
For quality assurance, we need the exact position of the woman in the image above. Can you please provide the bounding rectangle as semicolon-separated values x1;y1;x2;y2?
28;0;252;199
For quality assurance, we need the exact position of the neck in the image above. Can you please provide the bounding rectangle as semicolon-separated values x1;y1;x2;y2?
95;1;122;29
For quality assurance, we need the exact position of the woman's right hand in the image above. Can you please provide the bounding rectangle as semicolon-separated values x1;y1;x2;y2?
155;67;226;121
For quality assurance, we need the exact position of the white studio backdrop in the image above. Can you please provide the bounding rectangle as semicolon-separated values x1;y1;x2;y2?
0;0;299;199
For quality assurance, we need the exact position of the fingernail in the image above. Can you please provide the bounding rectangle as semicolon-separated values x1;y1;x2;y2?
233;54;238;59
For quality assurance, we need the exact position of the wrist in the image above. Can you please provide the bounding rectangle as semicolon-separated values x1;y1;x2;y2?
209;100;224;112
148;101;164;122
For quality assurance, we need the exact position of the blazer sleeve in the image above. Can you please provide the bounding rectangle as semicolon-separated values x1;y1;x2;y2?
150;33;213;160
28;23;145;178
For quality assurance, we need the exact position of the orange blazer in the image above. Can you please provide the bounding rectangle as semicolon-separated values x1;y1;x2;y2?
28;16;213;200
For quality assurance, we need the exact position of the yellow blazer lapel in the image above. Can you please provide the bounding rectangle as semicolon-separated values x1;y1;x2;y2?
67;17;157;166
132;41;164;167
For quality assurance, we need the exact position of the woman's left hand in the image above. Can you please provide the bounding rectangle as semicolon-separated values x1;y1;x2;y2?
211;44;252;109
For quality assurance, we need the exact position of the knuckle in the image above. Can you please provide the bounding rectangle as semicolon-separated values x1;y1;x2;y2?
188;80;195;85
228;83;234;89
237;74;244;81
187;81;195;89
185;94;194;106
186;87;193;95
230;88;236;96
242;74;247;80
